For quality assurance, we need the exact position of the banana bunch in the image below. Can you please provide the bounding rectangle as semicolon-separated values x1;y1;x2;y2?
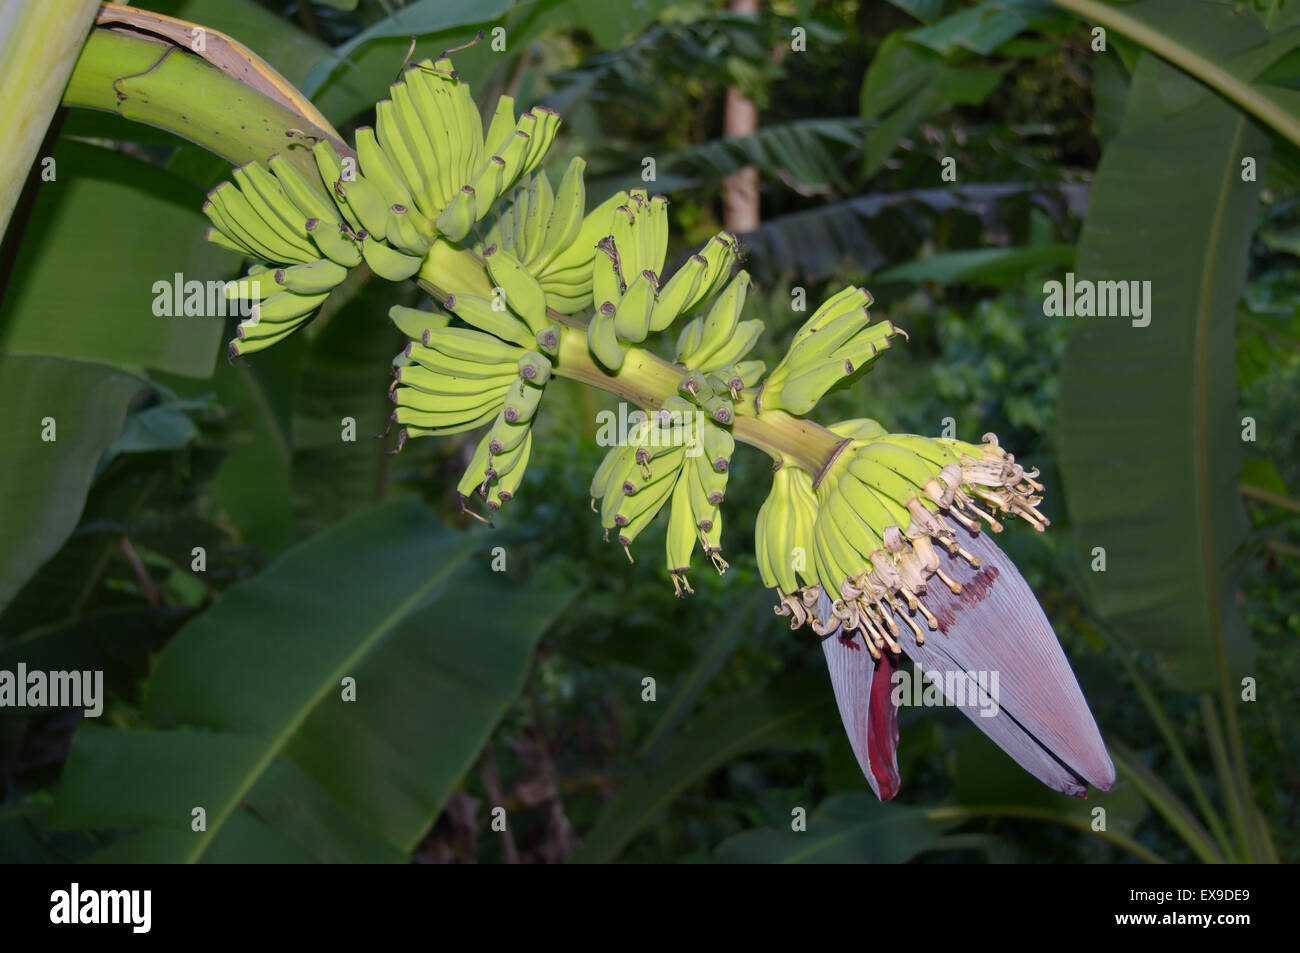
759;287;904;415
588;401;694;561
206;51;566;359
769;422;1048;658
754;460;821;626
434;89;561;241
672;269;767;413
204;157;362;357
583;190;668;370
479;160;630;316
583;200;744;372
366;56;561;241
664;407;736;595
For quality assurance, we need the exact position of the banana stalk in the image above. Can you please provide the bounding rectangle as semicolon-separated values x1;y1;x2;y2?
0;0;100;237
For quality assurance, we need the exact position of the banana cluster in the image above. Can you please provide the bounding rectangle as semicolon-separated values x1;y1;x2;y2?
672;268;767;423
387;281;558;510
754;460;820;620
479;161;628;316
664;407;736;595
586;215;738;371
205;157;361;356
589;403;692;559
204;52;564;358
759;287;904;415
761;419;1049;657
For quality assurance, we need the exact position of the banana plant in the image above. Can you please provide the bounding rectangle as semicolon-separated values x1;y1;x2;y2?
12;7;1125;812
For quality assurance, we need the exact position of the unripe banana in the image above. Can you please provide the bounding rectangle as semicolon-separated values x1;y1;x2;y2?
613;271;656;344
649;253;708;333
403;341;518;379
483;95;517;157
375;98;435;219
422;326;524;363
536;157;586;272
484;248;548;332
444;293;534;347
270;153;338;227
587;302;626;370
501;377;544;423
395;363;515;396
275;259;348;294
516;350;552;386
305;218;363;267
436;186;478;242
386;205;431;256
389;305;451;341
361;237;423;281
535;324;561;358
247;290;331;325
355;126;415;211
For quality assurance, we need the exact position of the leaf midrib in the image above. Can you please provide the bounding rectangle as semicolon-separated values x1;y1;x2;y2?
183;542;472;863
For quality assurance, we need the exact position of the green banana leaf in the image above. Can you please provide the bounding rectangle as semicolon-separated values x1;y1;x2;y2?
302;0;515;124
0;355;144;612
1053;0;1300;149
873;244;1075;287
144;0;333;93
715;793;954;864
0;0;99;235
290;279;409;536
48;501;574;862
210;335;305;555
1058;45;1264;689
570;682;825;863
859;32;1008;177
0;140;236;377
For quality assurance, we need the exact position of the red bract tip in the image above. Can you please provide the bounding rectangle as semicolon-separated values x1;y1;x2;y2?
818;528;1114;800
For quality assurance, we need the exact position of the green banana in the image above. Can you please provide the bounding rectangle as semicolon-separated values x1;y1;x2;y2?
386;205;431;256
274;259;348;294
501;378;544;423
404;342;519;379
305;218;362;267
587;302;626;370
444;292;534;347
485;248;548;332
355;126;415;210
422;326;525;363
269;153;338;226
361;237;423;281
613;271;656;344
516;350;552;386
388;304;451;342
375;98;435;218
649;253;708;333
677;271;750;368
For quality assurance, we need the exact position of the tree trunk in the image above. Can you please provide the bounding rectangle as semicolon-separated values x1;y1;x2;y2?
721;0;760;234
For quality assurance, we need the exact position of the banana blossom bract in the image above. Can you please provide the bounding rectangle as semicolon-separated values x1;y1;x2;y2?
817;529;1115;800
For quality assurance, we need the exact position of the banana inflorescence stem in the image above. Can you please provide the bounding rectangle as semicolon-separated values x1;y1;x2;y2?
419;259;846;477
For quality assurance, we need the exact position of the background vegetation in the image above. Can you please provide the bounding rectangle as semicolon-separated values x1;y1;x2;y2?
0;0;1294;863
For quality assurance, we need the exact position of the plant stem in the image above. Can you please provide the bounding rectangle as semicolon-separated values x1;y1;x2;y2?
924;805;1167;864
63;29;348;185
0;0;100;237
419;275;847;477
1110;642;1235;857
1052;0;1300;149
1241;483;1300;515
